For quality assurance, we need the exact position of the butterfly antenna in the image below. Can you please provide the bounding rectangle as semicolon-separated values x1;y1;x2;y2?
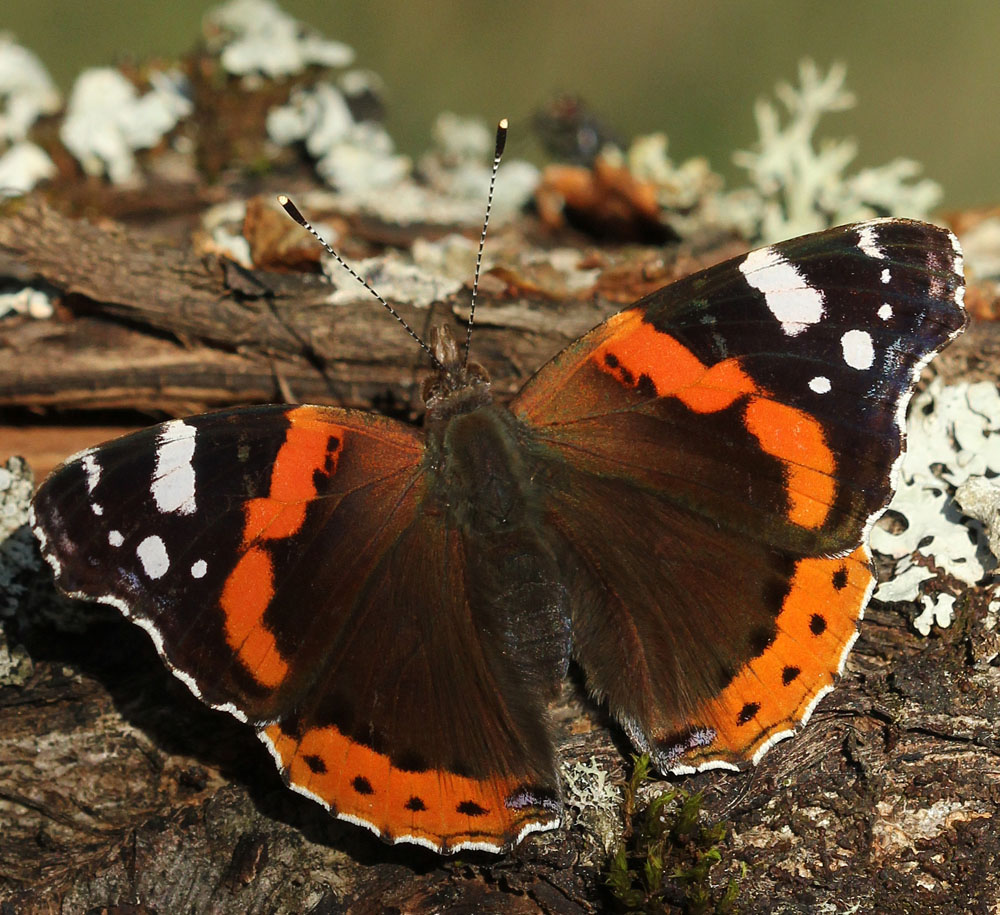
463;118;508;369
277;195;443;370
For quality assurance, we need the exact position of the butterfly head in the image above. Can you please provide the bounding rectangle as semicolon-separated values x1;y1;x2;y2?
422;324;492;421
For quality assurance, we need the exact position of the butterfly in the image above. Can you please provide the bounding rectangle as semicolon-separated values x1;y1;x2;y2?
30;203;965;854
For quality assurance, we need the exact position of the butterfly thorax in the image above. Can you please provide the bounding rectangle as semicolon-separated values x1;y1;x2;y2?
422;325;492;423
419;327;544;535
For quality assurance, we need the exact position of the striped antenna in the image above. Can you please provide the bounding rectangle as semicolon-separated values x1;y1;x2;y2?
277;195;443;371
463;118;508;368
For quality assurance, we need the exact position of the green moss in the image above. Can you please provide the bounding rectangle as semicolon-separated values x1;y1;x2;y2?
605;755;744;914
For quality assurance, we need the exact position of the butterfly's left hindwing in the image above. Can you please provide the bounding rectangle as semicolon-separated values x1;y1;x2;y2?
513;218;966;771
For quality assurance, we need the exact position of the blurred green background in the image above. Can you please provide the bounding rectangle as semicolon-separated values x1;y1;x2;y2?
5;0;997;210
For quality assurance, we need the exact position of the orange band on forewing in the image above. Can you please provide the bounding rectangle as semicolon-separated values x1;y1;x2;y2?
743;399;835;529
220;546;289;688
263;722;556;851
594;312;835;529
243;408;343;544
220;409;345;689
594;311;758;412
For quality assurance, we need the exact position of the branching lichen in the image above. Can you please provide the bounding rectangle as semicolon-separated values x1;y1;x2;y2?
730;59;942;241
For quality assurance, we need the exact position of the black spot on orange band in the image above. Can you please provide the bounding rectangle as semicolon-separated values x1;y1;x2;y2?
405;796;427;812
782;666;801;686
457;800;488;817
304;754;327;774
810;613;827;636
737;702;761;726
352;775;374;795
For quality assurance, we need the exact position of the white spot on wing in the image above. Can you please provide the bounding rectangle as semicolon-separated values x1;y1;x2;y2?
857;224;886;259
841;329;875;370
878;303;893;321
108;530;124;547
136;535;169;579
739;246;824;336
809;376;831;394
91;503;104;516
881;267;891;284
81;451;101;493
191;559;207;578
152;420;198;515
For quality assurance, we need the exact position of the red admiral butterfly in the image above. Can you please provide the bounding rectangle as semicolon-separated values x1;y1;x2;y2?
30;172;965;853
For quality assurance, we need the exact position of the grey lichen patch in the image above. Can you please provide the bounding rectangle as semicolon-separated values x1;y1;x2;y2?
955;476;1000;561
872;380;999;635
562;755;623;854
729;60;942;242
0;627;32;686
267;83;409;194
323;246;465;309
0;456;38;620
0;457;36;684
273;111;540;226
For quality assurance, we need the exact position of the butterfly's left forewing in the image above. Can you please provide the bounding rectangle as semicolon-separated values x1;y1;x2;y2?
513;218;966;771
32;405;562;852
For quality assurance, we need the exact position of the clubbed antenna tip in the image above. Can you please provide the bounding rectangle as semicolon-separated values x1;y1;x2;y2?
278;195;307;227
495;118;508;158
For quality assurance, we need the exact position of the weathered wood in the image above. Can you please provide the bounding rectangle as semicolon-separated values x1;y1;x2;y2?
0;200;620;421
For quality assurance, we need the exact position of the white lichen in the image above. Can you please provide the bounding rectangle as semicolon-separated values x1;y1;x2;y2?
0;141;56;194
204;0;354;79
872;379;999;633
0;287;54;320
0;34;60;143
912;592;957;638
60;68;193;185
268;83;409;194
272;107;539;225
958;216;1000;283
0;35;59;193
730;60;942;242
205;0;354;78
874;560;937;604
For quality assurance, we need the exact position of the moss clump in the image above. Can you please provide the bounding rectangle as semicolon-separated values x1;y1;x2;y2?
605;755;743;914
